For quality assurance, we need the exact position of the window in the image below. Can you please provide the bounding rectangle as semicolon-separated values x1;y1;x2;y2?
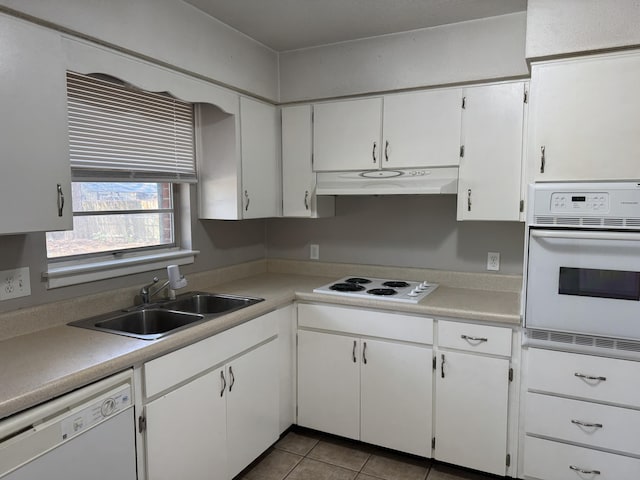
45;72;197;288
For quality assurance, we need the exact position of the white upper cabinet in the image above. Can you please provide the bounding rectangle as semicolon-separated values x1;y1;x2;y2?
313;97;383;171
240;97;281;218
457;82;527;221
313;89;463;172
281;105;334;217
0;14;72;234
528;50;640;182
383;89;462;168
198;97;280;220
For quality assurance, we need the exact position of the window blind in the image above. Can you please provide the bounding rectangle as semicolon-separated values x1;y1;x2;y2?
67;71;196;183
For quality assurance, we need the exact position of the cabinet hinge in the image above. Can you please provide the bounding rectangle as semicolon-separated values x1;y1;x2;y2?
508;367;514;382
506;453;511;467
138;413;147;433
432;356;436;370
432;437;436;449
519;200;524;213
461;96;466;109
524;90;528;103
459;145;465;158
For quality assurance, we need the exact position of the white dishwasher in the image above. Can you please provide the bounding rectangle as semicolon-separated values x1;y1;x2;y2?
0;370;137;480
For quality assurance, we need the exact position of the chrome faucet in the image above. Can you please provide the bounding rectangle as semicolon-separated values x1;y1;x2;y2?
139;265;188;304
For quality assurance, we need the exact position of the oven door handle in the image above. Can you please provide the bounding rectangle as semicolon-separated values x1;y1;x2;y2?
531;230;640;242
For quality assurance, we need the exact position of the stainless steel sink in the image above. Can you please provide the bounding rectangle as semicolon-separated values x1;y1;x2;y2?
68;292;264;340
160;292;262;315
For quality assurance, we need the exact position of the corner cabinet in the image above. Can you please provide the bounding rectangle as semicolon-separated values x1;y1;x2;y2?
528;50;640;182
0;13;72;234
457;82;527;221
434;320;514;476
197;96;280;219
281;105;334;217
297;303;433;457
141;309;285;480
312;89;462;172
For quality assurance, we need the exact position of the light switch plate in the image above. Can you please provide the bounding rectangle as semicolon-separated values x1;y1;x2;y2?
0;267;31;300
310;244;320;260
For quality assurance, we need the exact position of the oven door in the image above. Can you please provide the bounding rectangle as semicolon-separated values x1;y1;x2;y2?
526;229;640;340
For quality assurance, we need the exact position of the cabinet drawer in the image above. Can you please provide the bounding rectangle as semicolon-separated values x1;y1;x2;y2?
437;320;511;356
527;349;640;407
524;436;640;480
144;311;278;398
298;303;433;344
526;392;640;456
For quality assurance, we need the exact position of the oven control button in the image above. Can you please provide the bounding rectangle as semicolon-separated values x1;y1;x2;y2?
407;290;419;297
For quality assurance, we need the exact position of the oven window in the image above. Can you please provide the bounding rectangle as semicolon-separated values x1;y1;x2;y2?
559;267;640;301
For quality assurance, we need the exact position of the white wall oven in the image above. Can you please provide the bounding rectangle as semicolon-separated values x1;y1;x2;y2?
524;182;640;354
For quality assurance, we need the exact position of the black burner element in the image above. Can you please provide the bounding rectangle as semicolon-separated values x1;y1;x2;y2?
382;281;410;288
345;277;372;284
330;283;366;292
367;288;397;296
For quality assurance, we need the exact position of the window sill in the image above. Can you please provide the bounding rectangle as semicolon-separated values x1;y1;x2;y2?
44;249;199;289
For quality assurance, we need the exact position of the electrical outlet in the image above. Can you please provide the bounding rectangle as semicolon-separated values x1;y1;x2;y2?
310;244;320;260
487;252;500;271
0;267;31;301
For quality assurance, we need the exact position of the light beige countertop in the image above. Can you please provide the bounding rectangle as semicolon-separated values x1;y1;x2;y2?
0;261;522;420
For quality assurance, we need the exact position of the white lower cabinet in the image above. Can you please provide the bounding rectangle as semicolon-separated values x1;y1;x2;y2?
297;304;434;457
523;348;640;480
434;320;513;476
141;310;283;480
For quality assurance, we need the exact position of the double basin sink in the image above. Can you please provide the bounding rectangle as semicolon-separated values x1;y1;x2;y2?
69;292;264;340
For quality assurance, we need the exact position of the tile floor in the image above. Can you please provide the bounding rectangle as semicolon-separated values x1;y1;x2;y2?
237;428;500;480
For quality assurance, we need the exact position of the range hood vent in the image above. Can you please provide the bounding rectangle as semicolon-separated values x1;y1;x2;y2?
316;167;459;195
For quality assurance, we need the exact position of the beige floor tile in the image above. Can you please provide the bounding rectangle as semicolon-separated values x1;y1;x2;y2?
361;452;429;480
274;430;321;456
307;439;371;471
287;458;358;480
355;475;381;480
427;463;494;480
242;449;303;480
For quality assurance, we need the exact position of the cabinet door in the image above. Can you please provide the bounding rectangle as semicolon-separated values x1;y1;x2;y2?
281;105;334;218
529;52;640;182
383;89;462;168
360;339;433;457
0;14;72;234
145;369;227;480
435;351;510;476
240;97;280;218
297;330;360;439
457;82;525;221
313;98;382;171
226;339;279;478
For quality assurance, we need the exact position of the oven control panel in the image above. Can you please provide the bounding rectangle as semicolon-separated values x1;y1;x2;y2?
550;192;609;213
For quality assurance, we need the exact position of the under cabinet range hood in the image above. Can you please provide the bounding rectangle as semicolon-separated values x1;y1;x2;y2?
315;167;459;195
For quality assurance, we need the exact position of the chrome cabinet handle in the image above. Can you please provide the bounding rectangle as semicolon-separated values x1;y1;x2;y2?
244;190;250;211
352;340;357;363
362;341;367;365
467;189;472;212
574;372;607;382
569;465;600;475
304;190;309;210
384;141;389;162
461;334;488;343
540;145;546;173
372;142;377;163
220;370;226;397
571;419;603;429
57;184;65;217
228;366;235;392
441;354;445;379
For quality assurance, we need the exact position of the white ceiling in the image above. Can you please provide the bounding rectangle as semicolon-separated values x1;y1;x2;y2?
183;0;528;52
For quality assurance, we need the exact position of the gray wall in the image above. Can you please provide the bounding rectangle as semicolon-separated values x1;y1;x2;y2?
266;196;525;275
279;13;528;102
526;0;640;59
